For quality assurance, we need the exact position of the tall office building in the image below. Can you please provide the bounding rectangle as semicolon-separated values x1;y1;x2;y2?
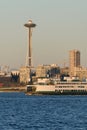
69;50;80;76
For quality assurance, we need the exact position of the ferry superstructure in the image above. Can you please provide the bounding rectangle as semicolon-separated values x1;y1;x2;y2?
55;82;87;92
27;81;87;94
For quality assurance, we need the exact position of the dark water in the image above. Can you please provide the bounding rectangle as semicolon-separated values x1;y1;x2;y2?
0;93;87;130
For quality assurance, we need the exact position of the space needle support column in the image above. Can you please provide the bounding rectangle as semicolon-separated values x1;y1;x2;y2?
29;27;32;67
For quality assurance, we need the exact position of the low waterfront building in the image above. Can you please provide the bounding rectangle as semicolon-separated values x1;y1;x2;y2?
19;66;30;84
74;67;87;81
11;70;19;75
36;64;50;78
11;70;19;83
60;67;69;75
36;64;60;78
48;64;60;78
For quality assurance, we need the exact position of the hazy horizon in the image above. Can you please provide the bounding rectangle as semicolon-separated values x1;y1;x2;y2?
0;0;87;69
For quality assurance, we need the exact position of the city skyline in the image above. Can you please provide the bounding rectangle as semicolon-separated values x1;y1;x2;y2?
0;0;87;69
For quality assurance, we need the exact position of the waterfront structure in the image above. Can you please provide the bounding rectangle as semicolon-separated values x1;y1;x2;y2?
36;64;60;78
48;64;60;78
19;66;30;83
69;50;80;77
74;67;87;81
11;70;19;83
36;65;50;78
11;70;19;75
24;20;36;67
60;67;69;75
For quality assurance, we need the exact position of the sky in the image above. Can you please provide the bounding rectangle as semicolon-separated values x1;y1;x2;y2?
0;0;87;69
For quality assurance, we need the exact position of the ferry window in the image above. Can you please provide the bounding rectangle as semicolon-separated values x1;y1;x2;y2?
78;86;84;88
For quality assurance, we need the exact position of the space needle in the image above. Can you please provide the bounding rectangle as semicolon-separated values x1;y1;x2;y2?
24;20;36;68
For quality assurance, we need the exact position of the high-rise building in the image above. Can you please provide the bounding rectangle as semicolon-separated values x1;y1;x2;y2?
69;50;80;76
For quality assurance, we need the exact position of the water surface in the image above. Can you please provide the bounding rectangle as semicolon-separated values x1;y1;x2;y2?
0;93;87;130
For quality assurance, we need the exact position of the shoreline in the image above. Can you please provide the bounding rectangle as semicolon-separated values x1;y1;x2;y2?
0;86;27;93
0;87;87;95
